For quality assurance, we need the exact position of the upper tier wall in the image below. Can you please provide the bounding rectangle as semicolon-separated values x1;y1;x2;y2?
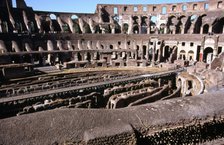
96;0;223;15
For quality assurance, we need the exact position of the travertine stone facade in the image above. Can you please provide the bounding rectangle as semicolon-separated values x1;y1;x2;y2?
1;0;224;74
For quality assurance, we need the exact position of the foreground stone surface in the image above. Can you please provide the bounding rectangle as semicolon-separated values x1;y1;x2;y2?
0;91;224;145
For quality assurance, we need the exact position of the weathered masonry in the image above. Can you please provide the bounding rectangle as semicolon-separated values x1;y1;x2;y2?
1;0;224;75
0;0;224;145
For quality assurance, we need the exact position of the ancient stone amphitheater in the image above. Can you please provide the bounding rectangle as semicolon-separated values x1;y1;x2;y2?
0;0;224;144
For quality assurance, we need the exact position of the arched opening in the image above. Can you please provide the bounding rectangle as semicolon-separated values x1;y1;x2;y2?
179;50;186;60
141;16;148;34
123;23;129;34
50;14;56;20
159;23;166;34
15;22;23;33
184;15;197;34
83;23;91;33
167;15;176;34
86;52;91;62
42;16;51;33
204;3;209;10
50;14;61;32
188;50;194;61
191;15;198;33
133;25;139;34
150;16;157;34
162;6;167;15
203;47;213;64
71;15;81;33
133;16;139;25
110;45;113;49
62;23;70;33
212;17;224;34
77;52;82;61
101;6;110;22
203;24;209;34
71;15;78;20
143;45;147;59
115;21;121;33
164;46;170;60
182;5;187;12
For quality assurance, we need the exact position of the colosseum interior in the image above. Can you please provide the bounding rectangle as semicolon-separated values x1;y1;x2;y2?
0;0;224;144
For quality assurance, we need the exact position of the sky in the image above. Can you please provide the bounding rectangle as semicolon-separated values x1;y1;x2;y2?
13;0;199;13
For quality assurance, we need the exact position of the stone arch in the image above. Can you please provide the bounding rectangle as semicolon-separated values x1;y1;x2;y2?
191;15;198;33
203;47;213;64
86;52;91;62
109;45;113;49
71;15;81;33
150;16;157;34
164;46;171;60
133;16;139;25
141;16;148;34
50;14;56;20
101;6;110;23
41;15;51;33
143;45;147;59
71;15;78;20
188;50;194;61
192;14;205;34
77;52;82;61
212;17;224;34
203;24;209;34
159;23;166;34
83;23;91;33
179;50;186;60
50;14;61;32
122;23;129;34
167;15;177;26
184;15;197;34
133;25;139;34
14;21;23;33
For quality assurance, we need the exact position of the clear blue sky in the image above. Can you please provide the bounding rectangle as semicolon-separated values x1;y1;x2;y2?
14;0;199;13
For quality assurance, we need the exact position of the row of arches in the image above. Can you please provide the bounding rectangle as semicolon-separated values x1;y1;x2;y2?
179;47;214;64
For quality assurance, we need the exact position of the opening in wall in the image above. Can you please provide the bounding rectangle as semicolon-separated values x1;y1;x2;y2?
143;6;147;12
153;6;157;12
218;1;223;9
204;3;209;10
196;46;201;61
134;6;138;12
182;5;187;11
172;5;177;11
50;14;57;20
114;7;118;14
12;0;16;8
218;47;222;54
162;6;167;14
123;6;127;12
193;4;197;10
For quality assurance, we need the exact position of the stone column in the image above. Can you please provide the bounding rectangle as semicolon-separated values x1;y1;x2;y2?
209;26;212;33
200;26;203;34
146;40;149;61
140;40;143;60
138;16;141;34
78;40;82;50
200;36;206;62
151;40;156;66
147;16;150;34
214;36;219;59
181;26;185;34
